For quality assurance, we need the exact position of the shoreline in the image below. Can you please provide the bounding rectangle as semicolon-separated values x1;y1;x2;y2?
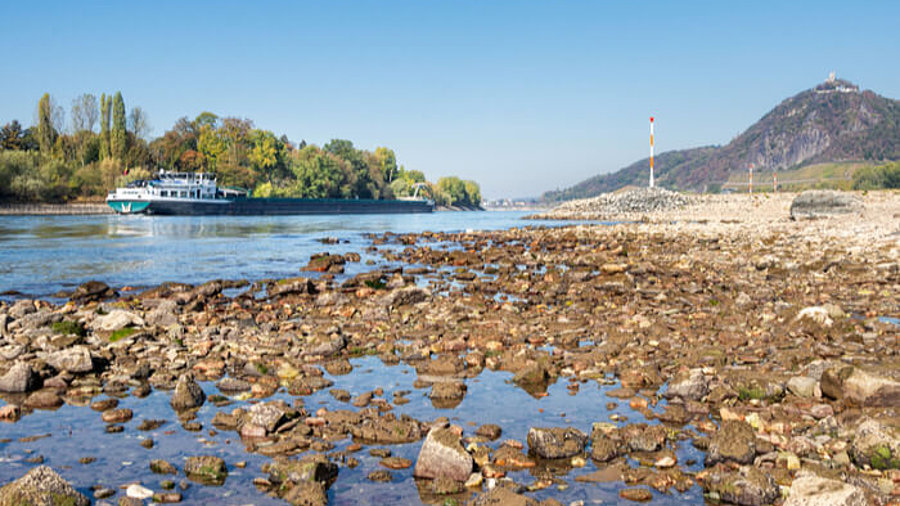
1;190;899;504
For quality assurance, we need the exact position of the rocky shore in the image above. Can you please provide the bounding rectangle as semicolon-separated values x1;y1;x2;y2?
1;190;899;505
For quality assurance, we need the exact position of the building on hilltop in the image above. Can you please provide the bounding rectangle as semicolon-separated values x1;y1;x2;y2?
815;72;860;94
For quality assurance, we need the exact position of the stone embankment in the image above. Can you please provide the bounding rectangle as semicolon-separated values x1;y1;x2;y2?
0;190;899;504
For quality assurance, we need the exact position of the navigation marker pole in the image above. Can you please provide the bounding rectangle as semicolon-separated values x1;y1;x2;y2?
649;117;655;188
773;172;777;193
748;164;754;195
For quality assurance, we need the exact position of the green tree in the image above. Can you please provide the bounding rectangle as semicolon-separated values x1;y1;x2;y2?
37;93;57;154
249;130;278;183
110;92;127;160
1;121;25;150
100;93;111;159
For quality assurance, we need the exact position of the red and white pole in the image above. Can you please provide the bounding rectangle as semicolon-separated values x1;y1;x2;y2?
649;117;655;188
773;172;777;193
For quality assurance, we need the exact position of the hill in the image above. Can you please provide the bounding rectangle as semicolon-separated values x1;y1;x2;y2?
543;77;900;201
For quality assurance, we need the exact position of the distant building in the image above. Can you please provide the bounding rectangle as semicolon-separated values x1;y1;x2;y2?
815;73;859;94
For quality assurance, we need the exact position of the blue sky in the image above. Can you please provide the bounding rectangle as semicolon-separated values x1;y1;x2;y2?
2;1;899;198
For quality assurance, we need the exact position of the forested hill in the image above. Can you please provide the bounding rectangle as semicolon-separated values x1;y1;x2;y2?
543;78;900;201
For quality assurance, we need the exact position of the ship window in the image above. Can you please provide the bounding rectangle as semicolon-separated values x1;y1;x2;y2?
161;191;168;197
180;191;186;198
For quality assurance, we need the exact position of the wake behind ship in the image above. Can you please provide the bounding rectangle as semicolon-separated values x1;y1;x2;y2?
106;171;434;215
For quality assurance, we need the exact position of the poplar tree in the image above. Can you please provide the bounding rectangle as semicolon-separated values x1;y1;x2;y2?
100;93;111;159
111;91;127;160
37;93;56;154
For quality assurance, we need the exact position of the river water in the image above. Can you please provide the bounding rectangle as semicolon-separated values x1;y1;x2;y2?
0;212;707;504
0;211;576;299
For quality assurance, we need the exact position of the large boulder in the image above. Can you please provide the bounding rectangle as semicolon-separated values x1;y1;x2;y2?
170;374;206;411
850;418;900;470
184;456;227;485
789;190;863;219
783;472;867;506
527;427;588;459
821;366;900;407
707;420;756;465
413;428;473;482
664;368;708;401
70;280;117;302
46;346;93;374
91;310;144;332
265;454;338;505
0;362;39;393
700;465;779;506
0;465;89;505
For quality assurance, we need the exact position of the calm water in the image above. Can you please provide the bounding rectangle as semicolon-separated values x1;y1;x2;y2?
0;211;578;299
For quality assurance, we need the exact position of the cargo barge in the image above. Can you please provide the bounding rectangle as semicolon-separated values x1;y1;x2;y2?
106;171;433;215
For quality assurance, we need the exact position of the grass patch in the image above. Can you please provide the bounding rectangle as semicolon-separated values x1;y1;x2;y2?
738;386;767;401
364;278;387;290
51;320;86;337
109;327;137;342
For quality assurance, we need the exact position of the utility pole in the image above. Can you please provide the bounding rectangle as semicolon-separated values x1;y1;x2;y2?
649;116;655;188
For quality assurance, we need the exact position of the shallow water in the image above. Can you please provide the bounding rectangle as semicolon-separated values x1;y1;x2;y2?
0;355;704;504
0;212;590;299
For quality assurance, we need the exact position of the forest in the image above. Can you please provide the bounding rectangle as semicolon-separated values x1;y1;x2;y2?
0;92;481;207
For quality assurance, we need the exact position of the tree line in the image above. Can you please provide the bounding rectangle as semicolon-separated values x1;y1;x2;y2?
0;92;481;207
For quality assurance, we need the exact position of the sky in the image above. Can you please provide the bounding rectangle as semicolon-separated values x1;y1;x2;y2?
2;1;899;199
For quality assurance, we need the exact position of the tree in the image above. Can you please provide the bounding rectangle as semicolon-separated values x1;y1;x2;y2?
110;92;127;160
197;124;226;171
37;93;57;154
249;130;278;183
1;121;25;150
71;93;99;133
374;146;397;183
128;106;150;140
100;93;111;159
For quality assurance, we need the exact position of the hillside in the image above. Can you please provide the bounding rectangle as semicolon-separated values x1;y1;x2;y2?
544;77;900;201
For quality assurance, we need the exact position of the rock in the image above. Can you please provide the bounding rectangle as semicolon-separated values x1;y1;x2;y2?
268;277;316;297
622;423;667;453
619;488;654;502
786;376;820;399
126;484;153;499
247;401;287;433
664;368;708;401
383;286;430;307
0;404;21;422
0;465;89;505
46;346;94;374
367;470;392;482
71;280;116;302
24;389;63;409
413;427;474;481
0;362;39;392
476;424;502;441
707;420;756;465
784;473;867;506
348;414;422;443
590;437;620;462
429;476;463;495
170;375;205;411
282;481;326;506
700;465;779;506
545;187;692;217
184;456;227;485
145;300;178;327
843;368;900;407
429;381;467;400
512;362;548;385
151;459;179;475
8;299;36;319
152;492;182;503
216;377;251;392
266;454;338;504
470;486;538;506
303;334;346;357
101;408;133;423
795;306;834;327
91;310;144;332
850;418;900;470
527;427;588;459
789;190;863;218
